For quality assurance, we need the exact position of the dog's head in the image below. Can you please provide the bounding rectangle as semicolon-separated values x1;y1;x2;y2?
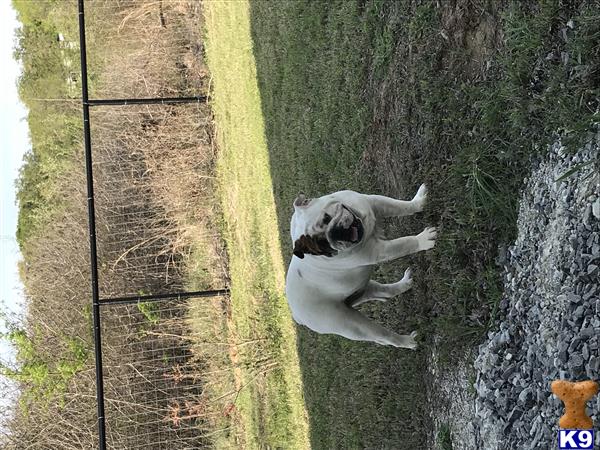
290;192;365;259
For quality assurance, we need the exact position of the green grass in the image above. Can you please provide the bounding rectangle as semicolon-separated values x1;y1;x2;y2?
248;3;432;447
246;0;599;448
437;423;454;450
202;0;599;448
203;2;309;449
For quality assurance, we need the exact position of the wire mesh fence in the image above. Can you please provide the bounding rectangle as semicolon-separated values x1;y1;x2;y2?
0;1;235;447
101;298;218;449
83;0;207;100
90;103;224;299
81;1;230;448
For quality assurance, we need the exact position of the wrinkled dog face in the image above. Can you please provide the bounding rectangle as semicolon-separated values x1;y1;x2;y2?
291;193;364;259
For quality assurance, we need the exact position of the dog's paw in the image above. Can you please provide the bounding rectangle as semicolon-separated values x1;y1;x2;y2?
417;226;437;251
412;183;428;212
406;331;418;350
398;267;414;291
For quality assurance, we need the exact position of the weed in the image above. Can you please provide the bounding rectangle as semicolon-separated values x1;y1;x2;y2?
137;302;160;325
438;423;454;450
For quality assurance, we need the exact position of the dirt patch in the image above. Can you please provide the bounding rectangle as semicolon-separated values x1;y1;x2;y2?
360;1;503;195
427;344;483;450
440;0;503;77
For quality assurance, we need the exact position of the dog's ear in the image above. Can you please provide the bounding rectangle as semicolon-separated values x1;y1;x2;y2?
293;249;305;259
293;238;306;259
293;234;336;259
293;192;310;209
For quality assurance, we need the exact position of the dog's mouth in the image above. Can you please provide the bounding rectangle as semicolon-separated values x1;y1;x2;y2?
330;208;364;244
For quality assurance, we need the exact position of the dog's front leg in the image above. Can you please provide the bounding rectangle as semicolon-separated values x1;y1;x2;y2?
363;227;437;264
366;184;428;218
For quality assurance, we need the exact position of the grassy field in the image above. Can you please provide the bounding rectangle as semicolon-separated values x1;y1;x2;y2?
205;0;599;448
203;2;310;449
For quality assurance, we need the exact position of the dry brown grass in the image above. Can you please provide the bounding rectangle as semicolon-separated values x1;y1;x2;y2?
3;1;238;448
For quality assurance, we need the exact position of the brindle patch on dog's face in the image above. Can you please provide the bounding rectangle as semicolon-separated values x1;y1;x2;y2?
292;234;336;259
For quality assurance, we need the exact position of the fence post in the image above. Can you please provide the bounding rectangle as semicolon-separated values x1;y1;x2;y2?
77;0;107;448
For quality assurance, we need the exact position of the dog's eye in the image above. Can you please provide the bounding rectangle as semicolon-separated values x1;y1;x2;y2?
323;213;332;225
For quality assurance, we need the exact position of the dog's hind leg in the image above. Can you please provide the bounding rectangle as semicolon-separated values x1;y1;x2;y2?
346;268;413;307
328;306;418;349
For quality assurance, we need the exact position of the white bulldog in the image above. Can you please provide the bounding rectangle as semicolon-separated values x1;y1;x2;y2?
285;185;436;349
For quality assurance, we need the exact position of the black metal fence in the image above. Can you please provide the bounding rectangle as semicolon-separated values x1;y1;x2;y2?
77;1;228;448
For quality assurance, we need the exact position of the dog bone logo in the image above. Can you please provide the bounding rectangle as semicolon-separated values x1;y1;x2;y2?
551;380;599;429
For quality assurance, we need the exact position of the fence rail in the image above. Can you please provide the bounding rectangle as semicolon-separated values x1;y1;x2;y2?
87;96;208;106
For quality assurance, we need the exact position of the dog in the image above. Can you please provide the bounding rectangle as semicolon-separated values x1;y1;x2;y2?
285;185;436;349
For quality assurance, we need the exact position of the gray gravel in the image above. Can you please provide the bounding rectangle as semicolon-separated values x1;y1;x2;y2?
429;134;599;450
474;135;600;449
